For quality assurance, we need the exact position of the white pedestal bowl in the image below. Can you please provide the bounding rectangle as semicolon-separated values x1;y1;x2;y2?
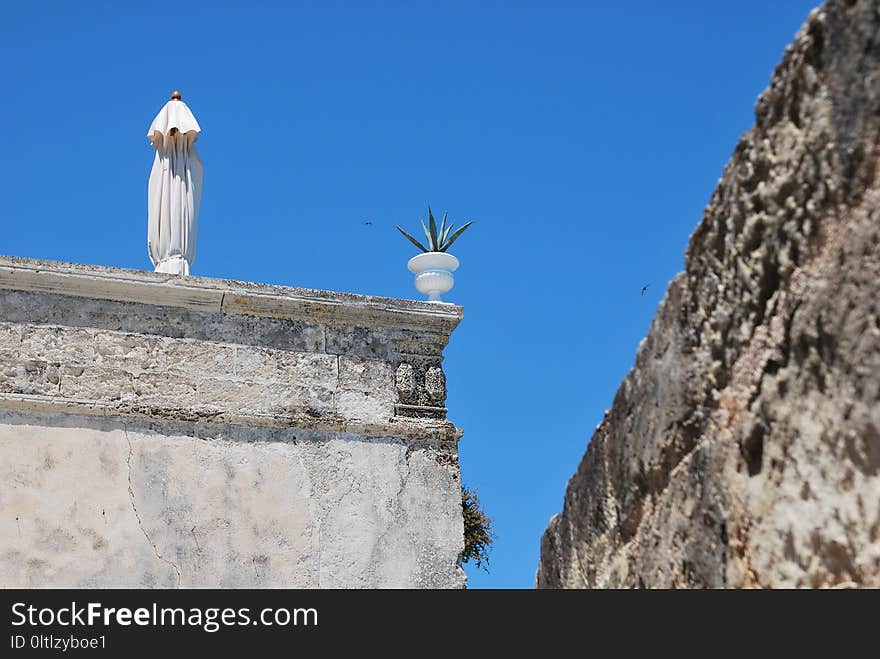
407;252;459;302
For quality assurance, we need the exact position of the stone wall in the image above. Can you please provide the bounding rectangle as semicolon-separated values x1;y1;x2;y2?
0;255;466;587
537;0;880;588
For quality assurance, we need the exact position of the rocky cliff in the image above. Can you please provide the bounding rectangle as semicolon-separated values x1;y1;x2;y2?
537;0;880;588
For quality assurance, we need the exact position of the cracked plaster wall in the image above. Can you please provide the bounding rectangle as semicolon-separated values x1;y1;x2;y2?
0;258;465;588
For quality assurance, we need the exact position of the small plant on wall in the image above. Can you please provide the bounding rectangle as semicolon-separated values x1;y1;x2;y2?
395;207;474;253
396;207;474;302
458;484;494;572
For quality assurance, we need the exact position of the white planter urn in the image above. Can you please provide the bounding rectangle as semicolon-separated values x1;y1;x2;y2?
407;252;459;302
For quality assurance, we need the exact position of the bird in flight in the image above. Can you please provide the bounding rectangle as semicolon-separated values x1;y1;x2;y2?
641;284;650;295
363;220;374;226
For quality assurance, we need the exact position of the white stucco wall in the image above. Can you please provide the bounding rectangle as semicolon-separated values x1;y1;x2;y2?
0;256;465;588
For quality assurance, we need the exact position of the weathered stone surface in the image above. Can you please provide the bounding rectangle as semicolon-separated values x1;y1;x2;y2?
424;367;447;405
395;363;417;400
337;356;395;423
0;256;465;588
537;0;880;589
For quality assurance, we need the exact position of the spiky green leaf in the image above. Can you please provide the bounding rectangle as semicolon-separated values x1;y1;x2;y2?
428;207;439;251
421;219;436;251
396;225;429;252
441;222;453;246
439;221;474;252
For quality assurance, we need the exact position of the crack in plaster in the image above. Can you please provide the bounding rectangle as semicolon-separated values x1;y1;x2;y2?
296;448;322;588
123;421;182;588
372;446;410;560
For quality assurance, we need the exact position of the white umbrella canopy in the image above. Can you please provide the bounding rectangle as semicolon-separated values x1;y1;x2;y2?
147;91;203;275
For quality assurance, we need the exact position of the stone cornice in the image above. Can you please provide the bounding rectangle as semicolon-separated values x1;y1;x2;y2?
0;255;463;336
0;392;463;443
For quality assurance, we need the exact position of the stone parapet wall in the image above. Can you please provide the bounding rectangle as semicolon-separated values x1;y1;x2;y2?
0;256;466;588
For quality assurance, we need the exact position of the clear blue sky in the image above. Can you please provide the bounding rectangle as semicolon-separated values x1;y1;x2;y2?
2;1;818;587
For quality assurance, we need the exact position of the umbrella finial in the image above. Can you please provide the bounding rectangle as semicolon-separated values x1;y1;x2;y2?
171;91;182;101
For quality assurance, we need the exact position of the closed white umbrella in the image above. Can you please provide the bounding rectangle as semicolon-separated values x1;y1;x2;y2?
147;91;203;275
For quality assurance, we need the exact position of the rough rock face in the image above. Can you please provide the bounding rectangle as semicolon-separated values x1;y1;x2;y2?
537;0;880;588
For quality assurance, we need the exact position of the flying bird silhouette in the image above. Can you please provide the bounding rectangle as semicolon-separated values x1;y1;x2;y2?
641;284;650;295
362;220;374;226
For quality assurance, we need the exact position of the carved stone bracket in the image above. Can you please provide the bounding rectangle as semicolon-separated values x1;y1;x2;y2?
394;360;447;419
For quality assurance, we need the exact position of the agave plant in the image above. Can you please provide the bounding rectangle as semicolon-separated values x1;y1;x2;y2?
396;207;474;253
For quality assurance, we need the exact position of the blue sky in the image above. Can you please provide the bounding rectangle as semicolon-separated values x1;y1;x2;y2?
1;1;818;587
